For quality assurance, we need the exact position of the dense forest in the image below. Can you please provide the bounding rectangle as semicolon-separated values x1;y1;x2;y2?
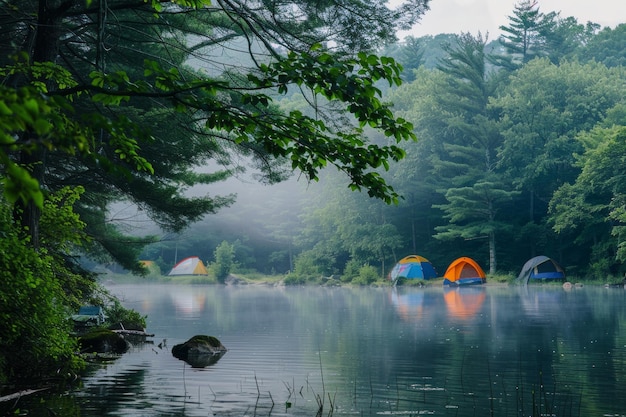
144;3;626;283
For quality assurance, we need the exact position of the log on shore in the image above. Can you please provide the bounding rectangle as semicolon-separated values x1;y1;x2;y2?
0;388;50;403
111;329;155;337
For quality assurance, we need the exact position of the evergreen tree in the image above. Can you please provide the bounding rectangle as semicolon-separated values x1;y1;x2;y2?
492;0;554;69
398;36;425;82
429;33;516;274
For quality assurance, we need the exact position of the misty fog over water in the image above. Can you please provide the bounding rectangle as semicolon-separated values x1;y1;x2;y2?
22;283;626;416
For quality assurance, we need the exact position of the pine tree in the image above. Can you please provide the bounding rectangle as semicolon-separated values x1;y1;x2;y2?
492;0;554;69
431;33;518;274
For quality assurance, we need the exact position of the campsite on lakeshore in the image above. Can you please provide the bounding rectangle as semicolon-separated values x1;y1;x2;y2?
3;0;626;415
8;282;626;417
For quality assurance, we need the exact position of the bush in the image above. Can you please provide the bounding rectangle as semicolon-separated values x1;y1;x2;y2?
341;259;361;283
352;265;380;286
286;251;324;284
104;299;147;330
283;272;308;285
213;241;234;284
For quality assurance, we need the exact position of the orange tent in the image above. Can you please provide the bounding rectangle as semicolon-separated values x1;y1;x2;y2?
443;257;486;286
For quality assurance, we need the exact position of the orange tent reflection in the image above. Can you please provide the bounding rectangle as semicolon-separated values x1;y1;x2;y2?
443;287;486;319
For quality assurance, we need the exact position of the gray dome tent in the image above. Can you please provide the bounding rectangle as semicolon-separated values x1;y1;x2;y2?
517;256;565;285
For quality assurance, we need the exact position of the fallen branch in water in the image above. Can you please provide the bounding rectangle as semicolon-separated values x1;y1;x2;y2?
0;387;50;403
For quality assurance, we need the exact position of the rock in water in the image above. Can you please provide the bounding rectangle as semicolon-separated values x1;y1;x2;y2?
172;335;227;368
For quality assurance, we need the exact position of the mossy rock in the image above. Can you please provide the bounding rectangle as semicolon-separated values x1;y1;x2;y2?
172;335;227;368
79;328;129;354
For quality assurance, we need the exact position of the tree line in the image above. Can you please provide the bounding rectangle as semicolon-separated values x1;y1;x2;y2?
288;2;626;282
145;2;626;283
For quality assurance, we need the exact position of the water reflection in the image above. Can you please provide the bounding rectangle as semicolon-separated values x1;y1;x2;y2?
443;286;486;319
8;284;626;417
176;351;225;368
389;287;425;320
170;287;207;317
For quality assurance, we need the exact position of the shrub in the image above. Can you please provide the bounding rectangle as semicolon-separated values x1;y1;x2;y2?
214;241;234;284
286;251;324;284
104;298;147;330
341;259;361;283
352;265;380;285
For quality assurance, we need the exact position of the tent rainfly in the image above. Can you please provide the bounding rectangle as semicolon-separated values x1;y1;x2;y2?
390;255;437;283
169;256;209;276
443;257;486;286
517;255;565;285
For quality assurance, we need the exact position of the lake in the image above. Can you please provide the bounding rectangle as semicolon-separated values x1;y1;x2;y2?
10;283;626;416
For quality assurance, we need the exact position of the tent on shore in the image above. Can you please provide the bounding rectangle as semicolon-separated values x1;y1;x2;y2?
168;256;209;276
389;255;437;283
443;257;486;286
517;256;565;284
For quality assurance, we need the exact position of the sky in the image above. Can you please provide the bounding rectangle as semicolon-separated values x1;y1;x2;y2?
398;0;625;40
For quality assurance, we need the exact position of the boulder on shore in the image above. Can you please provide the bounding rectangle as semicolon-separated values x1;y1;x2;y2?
172;335;227;368
79;328;129;354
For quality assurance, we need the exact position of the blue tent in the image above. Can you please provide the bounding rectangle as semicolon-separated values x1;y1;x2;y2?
517;256;565;284
390;255;437;282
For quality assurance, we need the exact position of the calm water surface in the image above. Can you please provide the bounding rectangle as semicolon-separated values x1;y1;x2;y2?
17;284;626;416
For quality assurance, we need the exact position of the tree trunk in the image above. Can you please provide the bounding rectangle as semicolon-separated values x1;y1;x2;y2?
16;148;45;248
489;231;497;275
15;0;67;247
488;197;497;274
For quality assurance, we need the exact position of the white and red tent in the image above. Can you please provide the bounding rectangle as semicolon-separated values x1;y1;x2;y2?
168;256;208;276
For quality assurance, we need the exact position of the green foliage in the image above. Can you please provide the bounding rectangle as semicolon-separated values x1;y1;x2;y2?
283;273;307;285
341;259;362;283
34;186;98;308
104;299;147;330
214;241;235;284
244;48;416;204
493;0;555;69
286;251;325;284
0;57;156;209
40;187;89;251
351;265;380;286
549;126;626;275
578;24;626;68
0;198;84;384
